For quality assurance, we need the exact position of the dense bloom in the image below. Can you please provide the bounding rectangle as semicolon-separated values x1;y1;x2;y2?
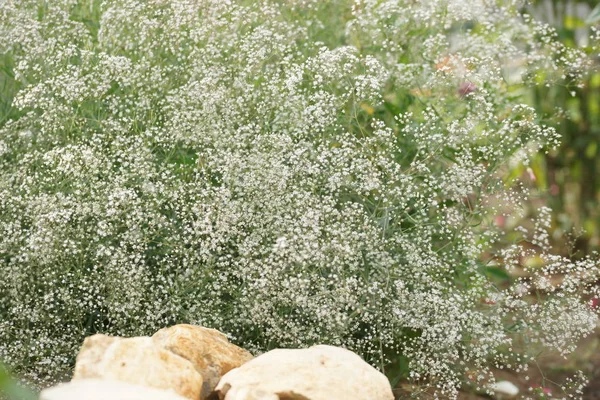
0;0;598;397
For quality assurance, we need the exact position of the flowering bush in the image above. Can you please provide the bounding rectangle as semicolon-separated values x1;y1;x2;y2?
0;0;598;396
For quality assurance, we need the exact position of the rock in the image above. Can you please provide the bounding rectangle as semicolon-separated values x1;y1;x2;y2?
70;334;120;378
40;379;189;400
214;345;394;400
152;324;253;399
493;380;519;397
73;335;203;400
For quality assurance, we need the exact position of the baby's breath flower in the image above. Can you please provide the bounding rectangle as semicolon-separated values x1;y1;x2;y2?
0;0;598;397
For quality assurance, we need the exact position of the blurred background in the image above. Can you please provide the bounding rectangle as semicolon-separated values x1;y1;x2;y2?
522;0;600;258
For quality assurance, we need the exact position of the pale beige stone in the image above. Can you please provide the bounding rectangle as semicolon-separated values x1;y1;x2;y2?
73;335;202;400
214;345;394;400
70;334;120;378
153;324;253;399
493;380;519;398
40;379;189;400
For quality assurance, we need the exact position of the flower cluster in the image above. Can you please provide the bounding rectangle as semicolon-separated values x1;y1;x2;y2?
0;0;597;396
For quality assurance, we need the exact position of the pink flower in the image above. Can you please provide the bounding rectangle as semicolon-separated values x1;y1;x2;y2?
494;215;505;228
531;384;552;396
526;167;536;182
458;81;477;97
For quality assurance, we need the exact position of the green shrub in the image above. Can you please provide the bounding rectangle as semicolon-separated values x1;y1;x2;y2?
0;0;598;397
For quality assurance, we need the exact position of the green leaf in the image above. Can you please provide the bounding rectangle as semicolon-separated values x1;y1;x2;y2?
585;4;600;25
585;141;597;159
388;354;411;387
523;255;545;269
531;153;547;190
504;164;525;186
0;365;38;400
484;266;511;282
564;15;585;29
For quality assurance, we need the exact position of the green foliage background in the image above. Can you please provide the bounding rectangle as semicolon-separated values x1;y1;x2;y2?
524;0;600;256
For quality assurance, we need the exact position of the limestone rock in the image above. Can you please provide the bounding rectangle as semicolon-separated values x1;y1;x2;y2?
70;334;120;378
214;345;394;400
73;335;203;400
40;379;189;400
153;324;253;399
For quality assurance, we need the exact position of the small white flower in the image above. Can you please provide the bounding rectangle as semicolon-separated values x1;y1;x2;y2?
274;237;288;250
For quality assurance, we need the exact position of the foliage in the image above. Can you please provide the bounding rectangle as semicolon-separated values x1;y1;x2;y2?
518;0;600;257
0;0;598;397
0;363;38;400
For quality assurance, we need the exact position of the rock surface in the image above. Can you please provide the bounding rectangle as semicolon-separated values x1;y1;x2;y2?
492;380;519;397
73;335;203;400
70;334;120;378
214;345;394;400
40;379;189;400
153;324;253;399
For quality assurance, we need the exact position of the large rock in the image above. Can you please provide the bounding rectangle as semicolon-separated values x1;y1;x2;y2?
40;379;189;400
73;335;203;400
214;345;394;400
152;324;253;399
70;334;120;378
